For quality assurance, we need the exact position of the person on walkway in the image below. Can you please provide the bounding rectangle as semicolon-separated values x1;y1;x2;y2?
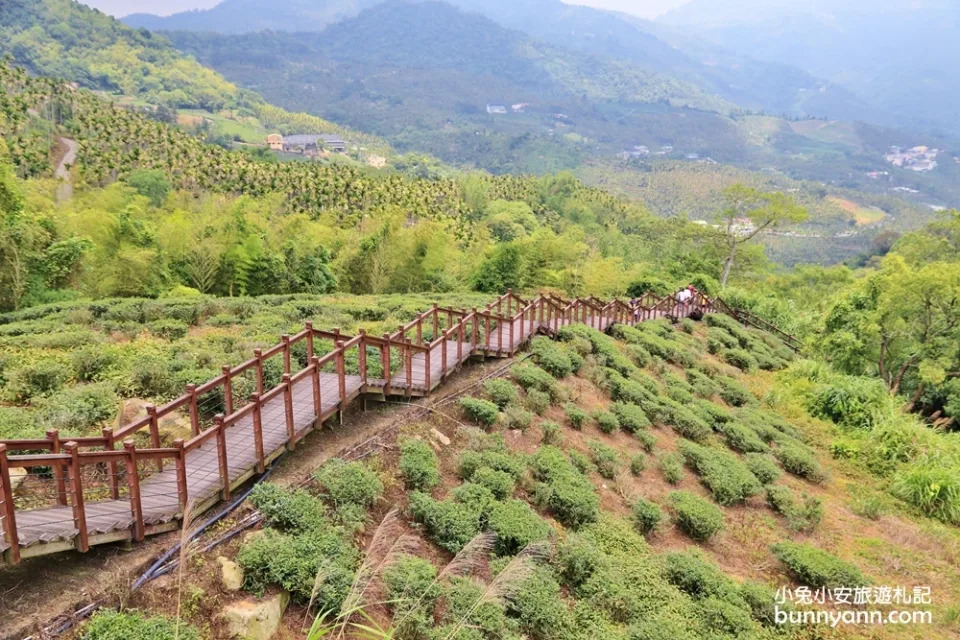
676;285;695;303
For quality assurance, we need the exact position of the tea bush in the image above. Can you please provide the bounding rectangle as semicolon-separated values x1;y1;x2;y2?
530;446;599;528
662;550;737;600
716;375;753;406
399;438;441;491
511;363;561;400
569;450;592;474
718;422;770;454
564;403;588;430
71;347;116;382
525;388;551;415
677;440;762;505
774;442;826;483
630;453;647;475
721;348;757;372
457;448;526;481
81;610;200;640
314;458;383;509
659;452;685;484
556;535;605;589
382;554;439;612
37;383;119;433
771;541;868;588
249;483;328;534
631;498;662;535
501;405;534;431
408;491;482;553
471;466;516;499
4;360;66;402
460;396;500;427
529;336;575;378
487;499;553;555
635;429;656;453
540;420;561;444
592;409;620;434
744;453;782;485
766;485;823;532
669;490;724;541
611;402;650;434
483;378;518;409
587;440;620;479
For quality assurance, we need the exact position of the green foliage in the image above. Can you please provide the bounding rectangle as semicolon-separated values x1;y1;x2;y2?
629;453;647;476
592;409;620;434
806;375;891;430
382;554;439;611
501;405;534;431
507;568;575;639
556;535;605;589
717;422;769;454
564;403;588;430
715;375;753;406
4;360;66;402
399;438;441;491
771;541;868;588
126;169;171;207
460;396;501;427
408;491;482;553
314;458;383;509
891;463;960;524
774;442;826;483
720;348;757;372
471;466;516;500
631;498;662;535
483;378;518;409
662;550;736;600
81;610;199;640
511;363;561;400
71;347;116;382
587;440;620;479
37;383;118;433
530;445;599;528
540;420;561;444
524;389;551;416
659;453;685;485
569;450;592;475
249;483;328;535
765;485;823;531
668;491;725;541
677;440;762;505
457;447;526;481
744;453;782;485
529;336;575;378
487;499;552;555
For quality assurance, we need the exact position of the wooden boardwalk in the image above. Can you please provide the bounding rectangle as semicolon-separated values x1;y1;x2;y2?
0;291;766;564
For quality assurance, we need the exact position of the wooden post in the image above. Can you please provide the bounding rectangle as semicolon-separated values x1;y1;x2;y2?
145;404;163;472
397;324;405;342
65;442;89;552
305;321;315;359
424;346;431;391
102;427;119;500
509;316;515;353
221;365;234;416
187;384;200;436
472;308;479;346
335;342;347;405
497;311;503;354
358;330;368;385
0;444;20;563
381;334;392;395
506;289;512;316
174;438;188;510
282;375;295;448
432;303;439;341
309;358;322;423
457;318;464;363
214;415;230;500
416;318;423;345
254;349;264;395
441;332;448;379
47;429;67;506
405;339;413;393
282;335;291;374
123;440;144;542
250;393;266;472
529;302;535;335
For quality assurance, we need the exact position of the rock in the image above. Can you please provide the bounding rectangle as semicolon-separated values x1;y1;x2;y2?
223;591;289;640
120;398;191;441
509;429;523;440
430;428;451;447
242;529;265;545
217;556;244;591
9;468;27;493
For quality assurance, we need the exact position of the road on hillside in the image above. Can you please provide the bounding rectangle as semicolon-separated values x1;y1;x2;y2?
55;137;77;201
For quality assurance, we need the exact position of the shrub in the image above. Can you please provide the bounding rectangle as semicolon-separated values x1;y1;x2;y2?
457;448;526;481
659;452;685;484
721;348;757;372
556;535;604;589
718;422;769;454
744;453;782;485
483;378;518;409
408;492;482;553
451;482;497;515
716;376;752;406
592;410;620;434
0;407;41;440
4;360;66;402
771;541;868;587
249;483;328;534
739;581;780;626
237;527;356;607
669;491;724;541
147;318;189;341
382;554;439;611
806;375;890;430
891;462;960;524
71;347;115;382
611;402;651;434
625;344;651;367
697;596;754;635
540;420;561;444
569;450;592;474
81;610;200;640
508;568;575;639
530;336;574;378
472;466;516;499
680;318;696;334
436;577;519;638
564;403;588;430
631;498;662;535
766;485;823;531
685;369;720;398
525;389;551;415
399;438;441;491
314;458;383;509
662;550;734;599
678;440;762;505
655;398;712;442
488;499;553;555
588;440;620;479
38;383;119;433
530;446;599;528
630;453;647;476
635;429;656;453
501;405;534;431
775;443;826;483
460;396;499;427
511;363;560;399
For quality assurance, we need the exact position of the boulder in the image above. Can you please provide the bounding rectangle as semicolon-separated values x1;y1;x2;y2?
430;428;451;447
120;398;191;441
223;591;289;640
217;555;244;591
9;468;28;493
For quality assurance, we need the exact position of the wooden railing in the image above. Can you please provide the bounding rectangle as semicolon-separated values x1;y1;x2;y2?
0;289;798;563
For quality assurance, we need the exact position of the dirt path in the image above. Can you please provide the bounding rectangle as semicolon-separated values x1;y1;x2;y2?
55;137;77;201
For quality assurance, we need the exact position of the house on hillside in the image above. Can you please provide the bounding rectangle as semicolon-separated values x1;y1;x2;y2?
486;104;508;114
267;134;348;156
266;133;283;151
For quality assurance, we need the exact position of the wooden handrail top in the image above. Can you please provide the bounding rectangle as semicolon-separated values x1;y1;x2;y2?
224;402;256;424
7;453;72;467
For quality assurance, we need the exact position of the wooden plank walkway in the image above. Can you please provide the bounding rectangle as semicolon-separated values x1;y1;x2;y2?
0;290;787;563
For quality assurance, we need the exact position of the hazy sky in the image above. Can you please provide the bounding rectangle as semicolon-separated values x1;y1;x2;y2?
82;0;687;19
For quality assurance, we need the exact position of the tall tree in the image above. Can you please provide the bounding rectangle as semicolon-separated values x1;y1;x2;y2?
716;185;807;286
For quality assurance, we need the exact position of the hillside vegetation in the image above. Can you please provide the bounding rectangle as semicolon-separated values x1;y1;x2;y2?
63;314;960;639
